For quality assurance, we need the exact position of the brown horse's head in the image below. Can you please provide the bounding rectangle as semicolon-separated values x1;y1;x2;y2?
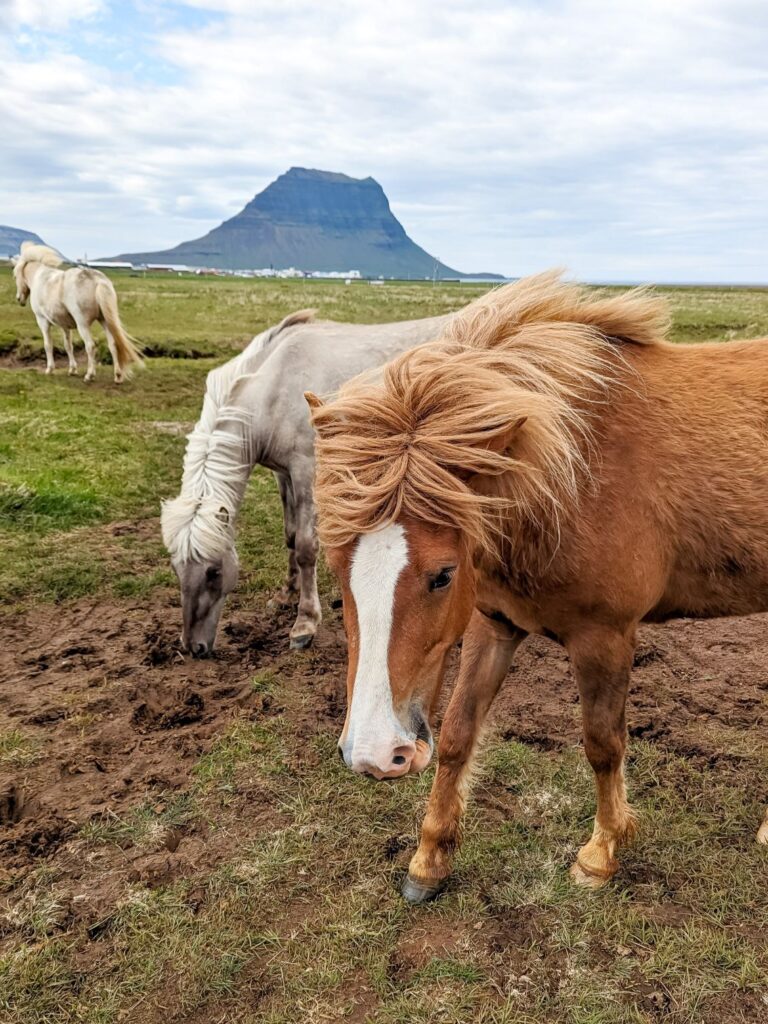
328;517;476;779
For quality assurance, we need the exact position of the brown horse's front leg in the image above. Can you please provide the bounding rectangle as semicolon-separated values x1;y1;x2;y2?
403;610;525;904
567;626;638;887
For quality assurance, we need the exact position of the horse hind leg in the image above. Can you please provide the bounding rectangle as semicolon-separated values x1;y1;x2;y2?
287;462;321;650
62;328;77;375
76;320;98;382
267;472;300;610
568;627;638;888
37;317;55;374
103;321;123;384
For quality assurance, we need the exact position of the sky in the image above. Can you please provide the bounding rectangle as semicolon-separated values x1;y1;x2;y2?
1;0;767;282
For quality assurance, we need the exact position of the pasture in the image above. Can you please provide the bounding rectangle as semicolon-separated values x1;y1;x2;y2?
1;267;768;1024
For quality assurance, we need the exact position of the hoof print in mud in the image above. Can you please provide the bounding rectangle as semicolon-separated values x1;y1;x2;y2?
131;685;205;732
0;782;25;826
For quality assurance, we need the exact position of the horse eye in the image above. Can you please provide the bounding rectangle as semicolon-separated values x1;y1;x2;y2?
206;567;221;582
429;567;456;592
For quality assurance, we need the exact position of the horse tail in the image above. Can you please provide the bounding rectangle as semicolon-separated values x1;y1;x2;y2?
96;280;144;378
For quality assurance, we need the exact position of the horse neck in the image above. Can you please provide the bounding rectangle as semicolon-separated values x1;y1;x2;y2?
21;261;41;290
25;261;59;294
180;412;256;522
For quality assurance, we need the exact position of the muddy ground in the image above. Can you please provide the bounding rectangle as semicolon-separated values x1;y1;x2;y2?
1;590;766;942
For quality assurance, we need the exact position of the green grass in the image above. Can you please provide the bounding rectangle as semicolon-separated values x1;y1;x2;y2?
1;272;767;1023
5;728;763;1022
0;728;41;768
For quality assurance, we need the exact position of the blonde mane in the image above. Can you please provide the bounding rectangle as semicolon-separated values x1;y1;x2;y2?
161;310;315;562
17;241;64;268
310;271;669;573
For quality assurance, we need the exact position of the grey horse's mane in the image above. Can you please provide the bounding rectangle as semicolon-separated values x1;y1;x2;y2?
161;309;315;562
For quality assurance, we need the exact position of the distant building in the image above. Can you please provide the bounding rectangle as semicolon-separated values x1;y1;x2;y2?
144;263;195;273
308;269;362;279
85;261;134;270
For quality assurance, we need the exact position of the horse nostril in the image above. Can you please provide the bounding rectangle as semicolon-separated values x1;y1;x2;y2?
392;755;406;766
192;642;208;657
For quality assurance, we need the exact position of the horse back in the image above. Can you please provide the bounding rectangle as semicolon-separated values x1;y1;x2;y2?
32;266;102;328
538;338;768;629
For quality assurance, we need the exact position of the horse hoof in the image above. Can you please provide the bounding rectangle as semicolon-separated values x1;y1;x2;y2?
401;874;446;905
569;859;612;889
757;819;768;844
289;632;314;651
68;368;78;376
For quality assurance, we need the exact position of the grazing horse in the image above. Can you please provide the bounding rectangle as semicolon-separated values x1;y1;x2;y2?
161;310;451;653
308;271;768;903
12;242;142;382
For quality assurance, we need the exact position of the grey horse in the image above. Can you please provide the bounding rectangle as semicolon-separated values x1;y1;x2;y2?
161;309;452;653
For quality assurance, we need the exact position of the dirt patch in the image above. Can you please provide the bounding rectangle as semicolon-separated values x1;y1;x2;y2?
0;594;333;907
491;616;768;764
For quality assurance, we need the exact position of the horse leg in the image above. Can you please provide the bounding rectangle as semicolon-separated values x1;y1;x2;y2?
568;627;638;887
76;320;98;382
37;317;55;374
288;462;321;650
758;811;768;844
268;472;299;610
403;610;526;903
103;322;124;384
61;328;77;375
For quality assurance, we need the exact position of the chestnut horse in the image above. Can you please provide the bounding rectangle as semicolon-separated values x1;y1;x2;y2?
307;271;768;903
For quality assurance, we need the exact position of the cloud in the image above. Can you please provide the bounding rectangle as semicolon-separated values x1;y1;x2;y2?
4;0;104;32
0;0;766;280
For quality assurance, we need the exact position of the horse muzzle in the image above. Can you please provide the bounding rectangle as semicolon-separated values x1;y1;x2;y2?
339;715;433;780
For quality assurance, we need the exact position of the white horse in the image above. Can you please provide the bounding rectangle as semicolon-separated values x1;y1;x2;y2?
161;309;452;653
12;242;142;383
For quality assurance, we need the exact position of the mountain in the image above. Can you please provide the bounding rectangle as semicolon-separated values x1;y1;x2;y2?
109;168;502;279
0;225;46;257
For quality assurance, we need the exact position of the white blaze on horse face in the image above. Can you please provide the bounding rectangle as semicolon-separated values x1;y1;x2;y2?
345;523;411;776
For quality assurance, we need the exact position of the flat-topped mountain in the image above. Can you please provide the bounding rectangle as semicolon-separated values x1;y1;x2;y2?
0;225;46;257
109;168;501;278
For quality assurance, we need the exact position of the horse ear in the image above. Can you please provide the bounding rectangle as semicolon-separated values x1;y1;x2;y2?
456;417;527;484
485;417;527;454
304;391;324;411
10;255;18;265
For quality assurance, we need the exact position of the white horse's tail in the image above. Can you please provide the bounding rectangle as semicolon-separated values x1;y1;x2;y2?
96;280;144;377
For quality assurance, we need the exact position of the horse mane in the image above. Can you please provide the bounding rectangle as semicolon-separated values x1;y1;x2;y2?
310;271;669;572
161;309;315;562
18;242;64;268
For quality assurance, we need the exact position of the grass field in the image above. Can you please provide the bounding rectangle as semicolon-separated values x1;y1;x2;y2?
1;268;767;1023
